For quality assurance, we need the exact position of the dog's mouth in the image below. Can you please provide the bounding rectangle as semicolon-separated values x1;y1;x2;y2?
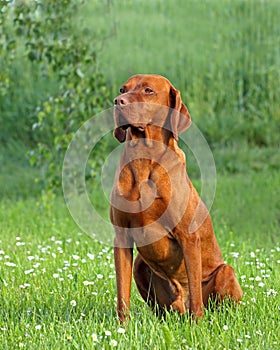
119;123;146;132
115;107;148;133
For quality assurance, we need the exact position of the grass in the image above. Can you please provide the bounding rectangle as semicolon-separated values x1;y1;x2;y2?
0;196;279;349
0;146;279;349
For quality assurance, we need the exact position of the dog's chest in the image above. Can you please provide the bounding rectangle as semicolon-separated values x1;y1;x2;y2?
117;159;171;204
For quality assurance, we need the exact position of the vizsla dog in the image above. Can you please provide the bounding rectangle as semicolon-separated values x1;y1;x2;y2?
110;74;242;322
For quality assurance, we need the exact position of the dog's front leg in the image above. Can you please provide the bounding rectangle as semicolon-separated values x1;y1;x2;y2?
114;234;133;323
180;232;203;319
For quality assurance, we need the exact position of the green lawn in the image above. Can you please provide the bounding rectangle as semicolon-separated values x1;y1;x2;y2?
0;151;279;349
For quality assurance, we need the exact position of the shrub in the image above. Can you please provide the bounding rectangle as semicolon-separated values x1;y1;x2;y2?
1;0;111;194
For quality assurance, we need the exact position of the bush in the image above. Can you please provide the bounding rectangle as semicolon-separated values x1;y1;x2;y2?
1;0;111;194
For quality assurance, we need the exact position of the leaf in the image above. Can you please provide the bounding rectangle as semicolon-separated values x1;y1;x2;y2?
76;68;84;79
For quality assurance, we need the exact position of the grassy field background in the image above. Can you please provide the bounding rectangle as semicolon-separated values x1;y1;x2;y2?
1;0;280;349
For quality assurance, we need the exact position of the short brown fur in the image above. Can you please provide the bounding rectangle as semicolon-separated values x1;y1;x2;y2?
110;74;242;322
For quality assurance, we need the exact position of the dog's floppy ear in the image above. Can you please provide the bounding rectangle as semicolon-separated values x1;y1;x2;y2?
114;127;126;143
169;85;191;141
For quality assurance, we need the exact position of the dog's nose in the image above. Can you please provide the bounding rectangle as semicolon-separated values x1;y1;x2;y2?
114;96;128;106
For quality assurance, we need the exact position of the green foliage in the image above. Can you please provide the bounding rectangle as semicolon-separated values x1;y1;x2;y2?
0;2;52;145
1;0;279;199
1;0;111;192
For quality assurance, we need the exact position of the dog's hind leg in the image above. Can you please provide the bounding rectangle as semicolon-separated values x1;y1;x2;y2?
202;264;243;306
133;254;176;314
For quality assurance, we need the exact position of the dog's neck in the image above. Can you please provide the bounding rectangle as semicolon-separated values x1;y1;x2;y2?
123;124;186;166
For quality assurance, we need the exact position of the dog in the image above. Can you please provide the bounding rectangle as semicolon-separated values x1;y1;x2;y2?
110;74;242;322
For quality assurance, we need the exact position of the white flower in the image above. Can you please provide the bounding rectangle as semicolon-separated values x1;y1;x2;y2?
255;276;261;281
265;289;277;297
52;253;56;258
237;338;243;343
0;250;5;254
53;273;59;278
24;269;34;275
83;281;94;286
97;274;103;279
117;327;126;334
70;300;77;307
87;253;95;260
105;330;111;336
27;256;35;261
223;325;229;331
4;262;17;267
91;333;98;342
250;252;256;258
258;282;265;287
109;339;118;347
72;255;80;260
35;325;42;330
245;334;251;339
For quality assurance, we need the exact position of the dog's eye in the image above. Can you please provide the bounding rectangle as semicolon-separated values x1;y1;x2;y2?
119;87;126;94
145;87;154;94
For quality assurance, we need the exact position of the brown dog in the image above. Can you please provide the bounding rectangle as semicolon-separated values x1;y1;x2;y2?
110;74;242;322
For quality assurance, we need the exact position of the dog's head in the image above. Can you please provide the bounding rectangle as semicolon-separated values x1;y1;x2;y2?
113;74;191;142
